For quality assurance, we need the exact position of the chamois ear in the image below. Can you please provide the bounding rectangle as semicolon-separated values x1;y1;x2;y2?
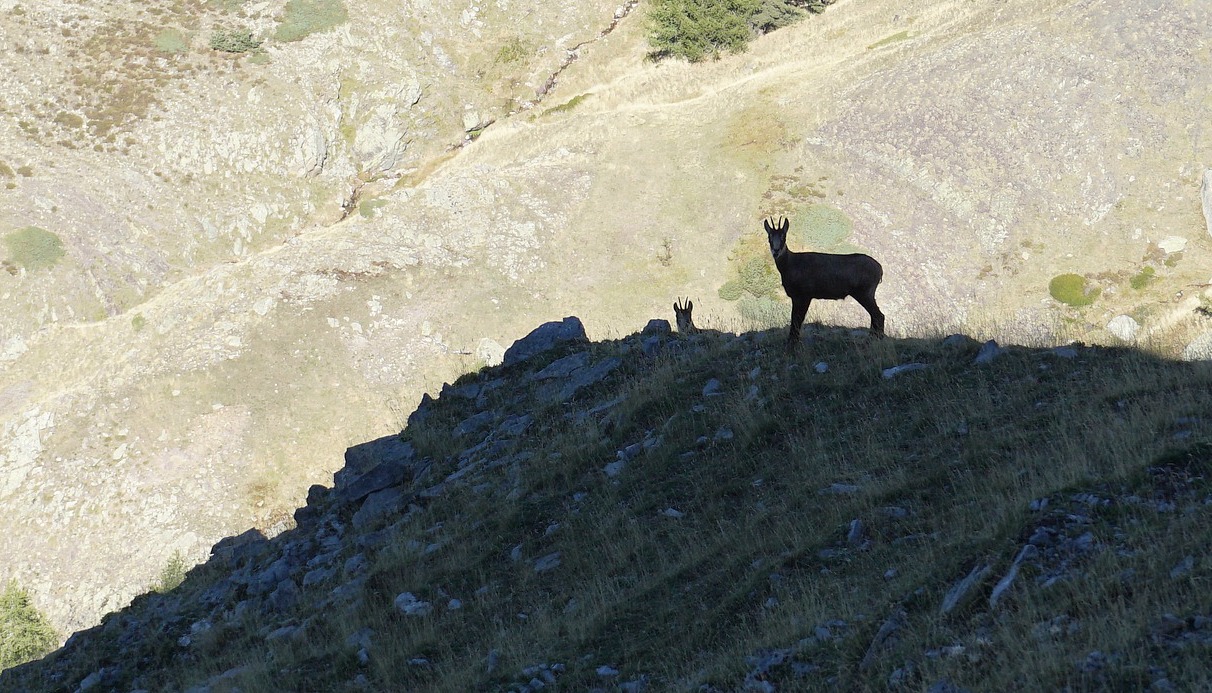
779;217;789;233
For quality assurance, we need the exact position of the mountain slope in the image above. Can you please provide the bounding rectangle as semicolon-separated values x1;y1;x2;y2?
2;0;1211;639
3;318;1212;691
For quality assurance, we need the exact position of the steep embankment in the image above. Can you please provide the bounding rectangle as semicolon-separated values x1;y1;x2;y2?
2;0;1211;640
3;317;1212;691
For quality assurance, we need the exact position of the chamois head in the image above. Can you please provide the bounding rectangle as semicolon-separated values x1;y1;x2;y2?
673;297;697;333
764;216;790;259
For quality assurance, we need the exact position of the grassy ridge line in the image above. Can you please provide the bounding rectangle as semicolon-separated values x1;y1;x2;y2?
4;323;1212;691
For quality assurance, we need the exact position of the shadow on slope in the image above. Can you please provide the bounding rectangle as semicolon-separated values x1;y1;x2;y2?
5;317;1212;692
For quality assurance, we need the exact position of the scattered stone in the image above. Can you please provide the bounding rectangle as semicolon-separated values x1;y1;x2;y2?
502;316;587;366
267;579;300;613
702;378;723;396
596;665;620;677
394;592;433;617
1182;332;1212;361
661;507;685;518
1050;346;1079;359
1106;315;1140;342
882;363;928;379
603;460;626;477
476;337;506;367
940;562;992;615
814;361;828;374
338;458;413;505
858;610;905;672
973;339;1005;364
532;352;591;380
713;427;734;443
1170;555;1195;579
990;545;1037;609
846;519;864;547
353;486;407;530
642;319;670;335
1157;235;1187;254
942;334;972;348
339;435;415;489
533;552;562;573
448;598;463;610
820;483;861;495
454;411;495;438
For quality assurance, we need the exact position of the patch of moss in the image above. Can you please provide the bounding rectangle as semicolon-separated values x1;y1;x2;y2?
495;36;529;64
3;226;66;271
358;198;388;219
1129;266;1155;290
794;204;859;253
718;279;744;301
543;93;592;116
131;314;147;331
274;0;348;42
1049;273;1099;307
154;28;188;54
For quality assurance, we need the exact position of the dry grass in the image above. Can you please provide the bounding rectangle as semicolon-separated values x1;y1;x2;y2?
8;324;1212;691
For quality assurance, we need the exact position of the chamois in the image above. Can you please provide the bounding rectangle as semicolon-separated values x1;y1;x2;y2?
673;297;697;334
763;216;885;349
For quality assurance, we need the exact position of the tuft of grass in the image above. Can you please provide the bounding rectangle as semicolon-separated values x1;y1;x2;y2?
542;93;592;116
1050;273;1100;307
494;36;529;64
867;30;911;50
274;0;348;42
0;579;58;672
151;551;189;594
3;226;65;272
1130;265;1156;290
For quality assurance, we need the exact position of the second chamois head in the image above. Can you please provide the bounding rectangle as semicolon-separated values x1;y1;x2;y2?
673;297;697;334
763;217;885;349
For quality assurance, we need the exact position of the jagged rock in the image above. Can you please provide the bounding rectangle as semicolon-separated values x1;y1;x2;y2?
265;625;305;643
539;356;621;402
210;529;270;569
353;487;408;530
1158;236;1187;254
702;378;723;396
974;339;1005;364
1106;315;1140;341
1170;555;1195;579
532;352;591;380
302;566;335;588
267;579;301;613
498;414;533;437
248;558;291;596
846;519;865;547
337;458;413;505
408;393;436;428
502;316;588;366
394;592;432;616
1051;345;1079;359
942;334;974;348
454;411;495;438
940;562;992;615
338;436;415;490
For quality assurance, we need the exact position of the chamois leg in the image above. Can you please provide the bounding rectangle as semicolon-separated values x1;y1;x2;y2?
787;297;811;351
853;291;885;337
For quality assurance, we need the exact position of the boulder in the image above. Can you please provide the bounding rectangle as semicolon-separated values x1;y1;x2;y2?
337;458;413;505
1182;331;1212;361
338;436;415;489
1106;315;1140;341
502;316;587;366
476;338;505;367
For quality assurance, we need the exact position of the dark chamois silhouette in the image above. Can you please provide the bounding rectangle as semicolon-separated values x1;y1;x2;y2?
673;297;697;334
763;216;885;350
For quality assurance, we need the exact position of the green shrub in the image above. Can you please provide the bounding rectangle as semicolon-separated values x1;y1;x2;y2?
210;29;262;53
1129;266;1155;290
718;279;744;301
738;255;781;298
0;580;58;671
738;294;786;327
1049;273;1099;307
152;551;188;594
647;0;830;61
274;0;348;42
647;0;760;62
3;227;65;272
495;36;529;64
